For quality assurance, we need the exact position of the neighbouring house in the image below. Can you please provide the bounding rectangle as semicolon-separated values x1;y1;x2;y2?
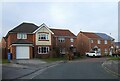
0;37;7;59
3;22;77;59
77;31;114;56
111;42;120;56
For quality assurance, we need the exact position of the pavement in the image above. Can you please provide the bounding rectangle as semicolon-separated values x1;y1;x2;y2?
102;60;120;77
2;59;63;79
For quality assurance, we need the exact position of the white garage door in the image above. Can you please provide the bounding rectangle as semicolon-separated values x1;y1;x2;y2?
16;46;30;59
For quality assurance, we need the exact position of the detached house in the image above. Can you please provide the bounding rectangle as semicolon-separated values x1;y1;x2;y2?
3;22;77;59
77;31;114;56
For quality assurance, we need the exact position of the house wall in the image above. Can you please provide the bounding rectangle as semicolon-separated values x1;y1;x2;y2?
1;38;7;59
35;27;52;45
77;32;112;56
56;37;77;53
77;32;90;55
90;40;112;56
34;45;52;58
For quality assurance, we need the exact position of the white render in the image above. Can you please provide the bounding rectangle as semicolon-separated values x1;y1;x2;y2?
36;26;52;45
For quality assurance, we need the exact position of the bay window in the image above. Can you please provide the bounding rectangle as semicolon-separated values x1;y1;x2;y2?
38;33;48;40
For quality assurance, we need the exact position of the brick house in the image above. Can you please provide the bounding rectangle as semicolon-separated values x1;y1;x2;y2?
0;37;7;59
111;42;120;56
77;31;114;56
3;22;77;59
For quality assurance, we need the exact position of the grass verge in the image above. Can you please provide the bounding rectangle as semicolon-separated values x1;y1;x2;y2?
108;57;120;60
2;59;9;64
41;57;65;63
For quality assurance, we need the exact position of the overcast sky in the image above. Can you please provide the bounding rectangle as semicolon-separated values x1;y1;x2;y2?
1;0;119;41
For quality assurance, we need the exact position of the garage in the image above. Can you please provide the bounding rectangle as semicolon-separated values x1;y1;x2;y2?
16;46;30;59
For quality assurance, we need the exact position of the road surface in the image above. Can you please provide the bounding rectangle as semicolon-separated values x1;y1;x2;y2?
33;57;119;79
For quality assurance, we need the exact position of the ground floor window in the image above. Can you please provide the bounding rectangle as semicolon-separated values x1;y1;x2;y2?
60;48;65;54
104;48;108;55
38;47;49;54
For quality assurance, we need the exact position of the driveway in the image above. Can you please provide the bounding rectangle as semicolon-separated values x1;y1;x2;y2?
2;59;62;79
33;57;119;79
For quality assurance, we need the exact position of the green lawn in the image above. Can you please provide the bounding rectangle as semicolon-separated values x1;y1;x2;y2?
2;59;9;64
108;57;120;60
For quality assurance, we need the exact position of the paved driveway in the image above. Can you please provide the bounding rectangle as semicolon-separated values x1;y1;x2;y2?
33;57;119;79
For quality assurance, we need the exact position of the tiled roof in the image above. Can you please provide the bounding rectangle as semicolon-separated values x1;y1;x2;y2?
95;33;114;40
9;22;39;33
115;42;120;46
12;39;33;44
50;28;76;37
82;32;102;39
81;32;114;40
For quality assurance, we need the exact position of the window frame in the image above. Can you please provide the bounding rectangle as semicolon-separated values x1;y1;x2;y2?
91;40;93;43
70;38;74;42
38;46;49;54
98;40;101;44
17;33;27;39
104;40;108;44
60;48;66;54
58;37;65;43
38;33;49;41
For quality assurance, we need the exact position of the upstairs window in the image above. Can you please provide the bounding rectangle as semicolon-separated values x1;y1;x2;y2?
38;33;48;40
17;33;27;39
58;37;65;42
104;40;107;44
91;40;93;43
70;38;74;42
98;40;101;44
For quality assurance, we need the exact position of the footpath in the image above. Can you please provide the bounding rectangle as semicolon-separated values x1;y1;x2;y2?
102;60;120;77
2;59;63;80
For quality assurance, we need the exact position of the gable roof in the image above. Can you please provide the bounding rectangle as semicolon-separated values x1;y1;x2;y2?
9;22;39;33
81;32;102;39
50;28;76;37
95;33;114;40
81;32;114;40
33;23;54;34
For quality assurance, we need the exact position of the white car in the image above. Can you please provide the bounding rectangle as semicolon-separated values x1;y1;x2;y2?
86;51;101;57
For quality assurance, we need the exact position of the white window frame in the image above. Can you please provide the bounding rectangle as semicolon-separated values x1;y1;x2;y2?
70;38;74;42
38;33;48;40
98;40;101;44
91;40;93;43
58;37;65;42
38;47;49;54
104;40;107;44
17;33;27;39
60;48;65;54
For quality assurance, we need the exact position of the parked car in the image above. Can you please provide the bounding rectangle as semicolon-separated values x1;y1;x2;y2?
85;51;101;57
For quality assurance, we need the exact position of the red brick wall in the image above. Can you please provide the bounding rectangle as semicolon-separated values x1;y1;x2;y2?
77;32;90;55
77;32;112;56
10;46;16;59
34;45;52;58
56;37;77;52
29;46;33;59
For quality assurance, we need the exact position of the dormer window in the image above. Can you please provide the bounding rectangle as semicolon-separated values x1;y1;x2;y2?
17;33;27;39
38;33;48;40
